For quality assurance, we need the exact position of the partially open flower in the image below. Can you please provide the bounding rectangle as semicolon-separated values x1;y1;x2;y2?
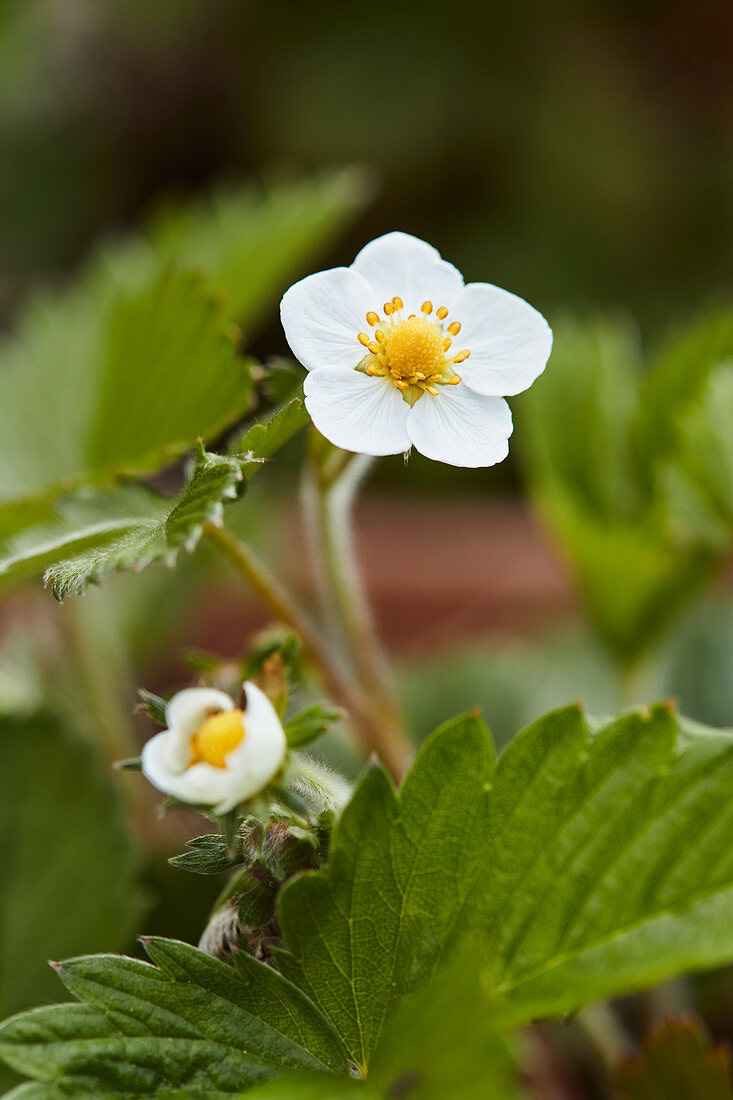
141;682;287;813
280;232;552;467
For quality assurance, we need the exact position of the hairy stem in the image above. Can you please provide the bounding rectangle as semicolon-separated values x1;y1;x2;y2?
202;523;410;781
303;443;413;779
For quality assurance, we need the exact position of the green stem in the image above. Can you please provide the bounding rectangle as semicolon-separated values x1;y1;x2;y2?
202;523;410;781
303;442;413;780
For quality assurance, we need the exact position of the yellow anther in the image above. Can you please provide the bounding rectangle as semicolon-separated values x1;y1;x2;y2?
436;306;449;320
408;313;416;319
366;311;380;326
375;328;386;343
189;709;245;769
392;296;403;310
358;332;371;348
443;337;453;351
421;300;433;314
394;379;409;389
425;385;440;396
428;373;442;382
383;302;395;315
447;321;461;335
413;372;426;380
453;349;471;363
368;341;380;355
447;374;461;385
366;364;384;376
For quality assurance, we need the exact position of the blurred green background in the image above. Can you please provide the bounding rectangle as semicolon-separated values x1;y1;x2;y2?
2;1;733;1095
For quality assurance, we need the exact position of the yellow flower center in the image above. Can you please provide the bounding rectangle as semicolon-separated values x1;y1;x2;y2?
356;297;470;404
189;709;245;769
381;316;445;380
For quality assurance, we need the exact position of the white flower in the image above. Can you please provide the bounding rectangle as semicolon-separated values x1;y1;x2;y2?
141;682;287;813
280;232;552;468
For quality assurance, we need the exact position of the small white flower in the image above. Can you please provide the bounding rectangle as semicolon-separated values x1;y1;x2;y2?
141;682;287;813
280;232;552;468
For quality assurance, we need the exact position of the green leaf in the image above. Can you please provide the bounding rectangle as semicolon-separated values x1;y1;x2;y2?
369;958;525;1100
284;704;343;750
148;171;370;331
235;396;309;477
0;712;141;1019
277;703;733;1059
477;705;733;1029
42;449;245;599
0;267;252;510
517;312;722;660
662;364;733;545
617;1018;733;1099
169;834;236;876
276;713;494;1073
0;938;349;1096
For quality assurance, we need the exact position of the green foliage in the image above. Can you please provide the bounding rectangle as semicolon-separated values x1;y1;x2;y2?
0;712;141;1019
0;938;348;1096
284;704;343;750
0;395;310;592
148;172;369;331
0;268;251;511
42;448;245;599
617;1018;732;1099
6;703;733;1095
169;834;237;876
518;311;733;662
276;713;494;1074
235;398;309;477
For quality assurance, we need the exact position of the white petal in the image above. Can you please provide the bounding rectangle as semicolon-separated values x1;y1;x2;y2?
451;282;552;397
164;687;234;772
406;386;513;468
304;368;411;456
280;266;376;372
216;682;288;813
141;731;230;806
351;232;464;316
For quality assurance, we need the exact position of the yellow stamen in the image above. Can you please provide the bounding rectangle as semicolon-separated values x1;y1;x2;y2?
443;337;453;351
436;306;449;320
421;300;433;314
453;349;471;363
425;385;440;396
366;364;384;376
383;302;395;315
447;374;462;385
381;315;445;380
374;328;386;343
392;296;403;310
358;333;371;348
189;709;245;769
447;321;461;335
394;379;409;389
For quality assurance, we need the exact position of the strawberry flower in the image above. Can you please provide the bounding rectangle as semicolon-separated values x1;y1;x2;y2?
281;232;552;467
141;682;287;814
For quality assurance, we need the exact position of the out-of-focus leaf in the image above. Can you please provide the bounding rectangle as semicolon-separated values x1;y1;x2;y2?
617;1018;732;1099
662;364;733;545
517;311;728;661
42;449;244;599
284;704;343;749
0;711;141;1018
0;268;252;509
149;170;371;331
370;958;525;1100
